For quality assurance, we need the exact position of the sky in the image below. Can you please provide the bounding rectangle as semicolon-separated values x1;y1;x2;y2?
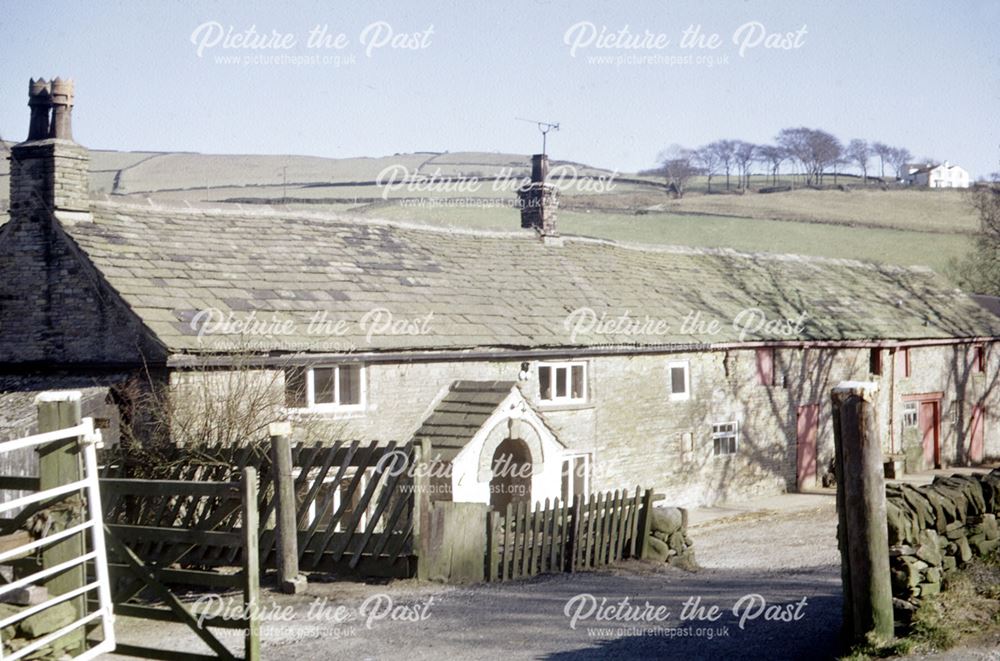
1;0;998;177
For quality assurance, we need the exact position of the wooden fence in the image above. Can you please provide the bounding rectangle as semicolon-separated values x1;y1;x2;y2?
487;488;652;582
98;440;416;577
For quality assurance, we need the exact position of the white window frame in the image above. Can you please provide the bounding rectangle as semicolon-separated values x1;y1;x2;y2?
538;361;588;405
902;402;918;428
711;421;739;457
667;360;691;401
560;452;592;502
303;364;366;412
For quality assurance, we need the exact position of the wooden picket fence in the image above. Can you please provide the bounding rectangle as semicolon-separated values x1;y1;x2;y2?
486;488;653;582
98;440;416;577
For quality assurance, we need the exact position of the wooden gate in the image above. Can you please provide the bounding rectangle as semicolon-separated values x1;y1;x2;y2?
486;488;652;582
264;440;416;576
99;440;417;577
99;469;260;661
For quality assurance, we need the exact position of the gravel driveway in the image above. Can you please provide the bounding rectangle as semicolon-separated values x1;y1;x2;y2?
110;501;845;660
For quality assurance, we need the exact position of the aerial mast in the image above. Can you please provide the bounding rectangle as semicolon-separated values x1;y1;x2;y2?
515;117;560;155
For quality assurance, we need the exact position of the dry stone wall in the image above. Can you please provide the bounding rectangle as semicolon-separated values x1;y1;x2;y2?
643;505;697;570
885;469;1000;624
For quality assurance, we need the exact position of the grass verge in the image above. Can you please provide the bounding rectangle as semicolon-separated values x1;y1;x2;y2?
841;550;1000;659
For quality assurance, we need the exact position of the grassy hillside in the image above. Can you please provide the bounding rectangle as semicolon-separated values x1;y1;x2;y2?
0;146;981;281
353;204;973;275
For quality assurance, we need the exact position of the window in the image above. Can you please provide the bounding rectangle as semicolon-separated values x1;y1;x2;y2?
711;422;738;456
668;360;690;401
869;348;882;376
902;402;918;428
896;348;911;378
538;362;587;404
974;344;986;373
560;453;591;503
755;348;775;386
286;365;365;410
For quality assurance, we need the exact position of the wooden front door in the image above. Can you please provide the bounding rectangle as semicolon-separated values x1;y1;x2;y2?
919;401;941;468
796;403;820;489
970;404;985;464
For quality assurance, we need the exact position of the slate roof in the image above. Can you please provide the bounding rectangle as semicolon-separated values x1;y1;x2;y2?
413;381;516;453
32;201;1000;354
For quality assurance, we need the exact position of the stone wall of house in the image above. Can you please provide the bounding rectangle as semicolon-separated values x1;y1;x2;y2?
1;141;163;365
878;344;995;472
885;469;1000;624
167;341;999;508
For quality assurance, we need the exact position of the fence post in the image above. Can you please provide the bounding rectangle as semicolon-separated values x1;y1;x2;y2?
413;438;431;581
636;489;654;560
486;510;499;582
270;422;306;594
568;495;581;572
241;467;262;661
831;382;893;645
35;391;86;655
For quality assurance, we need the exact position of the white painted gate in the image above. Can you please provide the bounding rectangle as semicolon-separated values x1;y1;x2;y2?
0;416;115;660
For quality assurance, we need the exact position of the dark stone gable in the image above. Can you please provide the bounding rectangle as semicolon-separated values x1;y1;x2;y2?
0;211;165;365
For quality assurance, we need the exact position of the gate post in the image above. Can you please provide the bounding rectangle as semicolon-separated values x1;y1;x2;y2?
831;382;894;644
241;467;262;661
413;438;431;581
636;489;654;560
270;422;306;594
35;391;86;655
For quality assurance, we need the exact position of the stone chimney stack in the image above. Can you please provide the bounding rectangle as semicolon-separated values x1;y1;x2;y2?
9;77;90;223
517;153;558;239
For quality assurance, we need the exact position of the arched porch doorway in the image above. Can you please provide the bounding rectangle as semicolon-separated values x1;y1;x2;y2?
489;437;533;511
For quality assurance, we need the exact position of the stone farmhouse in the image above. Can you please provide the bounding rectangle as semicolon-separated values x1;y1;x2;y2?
2;79;999;509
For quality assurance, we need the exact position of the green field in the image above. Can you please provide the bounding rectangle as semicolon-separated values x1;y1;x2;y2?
0;147;981;282
351;203;974;274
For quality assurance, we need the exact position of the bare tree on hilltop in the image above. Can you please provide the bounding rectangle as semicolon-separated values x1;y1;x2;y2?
710;140;737;190
872;141;893;179
755;145;787;186
776;127;842;186
733;141;757;191
888;147;914;181
846;139;872;184
694;145;722;193
655;145;700;199
654;130;916;191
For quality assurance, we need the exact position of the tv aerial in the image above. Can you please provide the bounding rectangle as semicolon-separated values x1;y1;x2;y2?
516;117;560;155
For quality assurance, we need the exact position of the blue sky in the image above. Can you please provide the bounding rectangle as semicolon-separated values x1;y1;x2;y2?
1;0;998;176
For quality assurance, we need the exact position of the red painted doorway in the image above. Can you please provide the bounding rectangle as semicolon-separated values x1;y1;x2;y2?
969;405;985;464
797;403;820;489
919;401;941;469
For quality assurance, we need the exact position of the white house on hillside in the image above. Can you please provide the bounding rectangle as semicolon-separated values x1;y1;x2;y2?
903;161;970;188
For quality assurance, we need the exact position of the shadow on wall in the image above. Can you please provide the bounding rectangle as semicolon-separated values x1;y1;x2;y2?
668;252;1000;506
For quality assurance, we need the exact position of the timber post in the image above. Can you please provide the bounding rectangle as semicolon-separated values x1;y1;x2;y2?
241;466;262;661
413;437;431;581
636;489;654;560
35;391;87;654
831;381;894;644
269;422;306;594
